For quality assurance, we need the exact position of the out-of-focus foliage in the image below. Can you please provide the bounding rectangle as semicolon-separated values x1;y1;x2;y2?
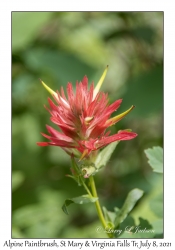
12;12;163;238
145;146;163;173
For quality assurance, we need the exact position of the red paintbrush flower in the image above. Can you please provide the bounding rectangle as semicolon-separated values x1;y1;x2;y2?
37;66;137;160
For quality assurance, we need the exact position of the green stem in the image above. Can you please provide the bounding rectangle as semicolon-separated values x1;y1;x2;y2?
80;177;93;197
89;175;114;238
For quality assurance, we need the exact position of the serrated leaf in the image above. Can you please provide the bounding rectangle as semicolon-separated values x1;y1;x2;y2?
145;146;163;173
95;141;119;169
62;195;98;215
114;189;144;228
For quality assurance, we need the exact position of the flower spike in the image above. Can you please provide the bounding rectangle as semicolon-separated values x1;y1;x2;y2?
37;69;137;166
93;65;109;100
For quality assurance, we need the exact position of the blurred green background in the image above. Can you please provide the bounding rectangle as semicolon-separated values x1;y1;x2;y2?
12;12;163;238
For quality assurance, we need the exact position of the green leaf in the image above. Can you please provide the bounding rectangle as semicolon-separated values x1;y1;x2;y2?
119;217;155;238
95;141;119;169
118;216;135;237
103;207;116;226
12;189;67;238
134;218;154;238
152;219;163;235
12;171;25;191
12;12;52;51
114;188;144;228
23;48;96;87
62;195;98;215
149;193;163;218
144;146;163;173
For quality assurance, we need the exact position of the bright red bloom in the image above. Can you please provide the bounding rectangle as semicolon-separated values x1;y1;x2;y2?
37;67;137;160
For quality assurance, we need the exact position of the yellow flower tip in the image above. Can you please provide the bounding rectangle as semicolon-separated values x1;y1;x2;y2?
107;105;135;126
39;79;56;96
93;65;109;100
84;116;94;125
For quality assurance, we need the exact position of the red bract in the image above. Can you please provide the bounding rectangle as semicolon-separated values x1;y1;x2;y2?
37;67;137;160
